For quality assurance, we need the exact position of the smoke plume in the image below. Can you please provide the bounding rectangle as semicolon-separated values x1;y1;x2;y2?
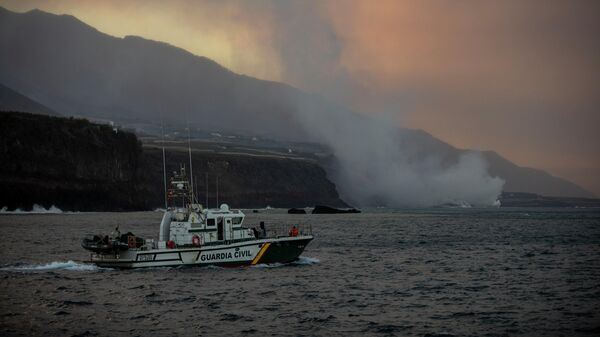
288;96;504;207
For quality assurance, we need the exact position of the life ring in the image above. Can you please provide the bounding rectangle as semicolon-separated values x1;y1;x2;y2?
192;235;201;247
127;235;136;248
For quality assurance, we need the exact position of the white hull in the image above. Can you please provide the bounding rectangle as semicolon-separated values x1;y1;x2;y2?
89;235;312;269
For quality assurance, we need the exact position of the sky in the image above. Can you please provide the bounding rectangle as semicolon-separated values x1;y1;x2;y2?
2;0;599;195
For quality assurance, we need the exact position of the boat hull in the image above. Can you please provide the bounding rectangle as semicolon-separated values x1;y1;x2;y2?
88;235;313;269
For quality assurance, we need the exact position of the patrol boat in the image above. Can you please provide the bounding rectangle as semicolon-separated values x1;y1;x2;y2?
82;165;313;268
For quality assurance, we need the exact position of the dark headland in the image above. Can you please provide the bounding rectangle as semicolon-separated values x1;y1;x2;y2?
0;111;347;211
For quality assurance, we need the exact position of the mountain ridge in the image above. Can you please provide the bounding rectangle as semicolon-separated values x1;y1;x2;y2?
0;6;593;199
0;83;59;116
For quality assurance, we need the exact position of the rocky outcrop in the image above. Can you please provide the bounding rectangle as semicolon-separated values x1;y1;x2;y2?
0;111;142;211
137;148;347;210
288;208;307;214
312;205;361;214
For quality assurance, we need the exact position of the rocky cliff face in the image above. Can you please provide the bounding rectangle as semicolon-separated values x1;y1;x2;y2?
0;112;346;211
138;149;345;209
0;111;143;210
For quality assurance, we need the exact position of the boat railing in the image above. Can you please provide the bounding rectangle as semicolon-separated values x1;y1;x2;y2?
259;223;313;238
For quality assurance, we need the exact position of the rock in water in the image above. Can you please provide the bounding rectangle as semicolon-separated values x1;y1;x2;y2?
312;205;361;214
288;208;307;214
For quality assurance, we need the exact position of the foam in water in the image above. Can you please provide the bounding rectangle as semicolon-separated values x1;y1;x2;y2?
252;256;320;268
294;256;320;265
0;204;64;214
252;262;284;269
1;260;99;272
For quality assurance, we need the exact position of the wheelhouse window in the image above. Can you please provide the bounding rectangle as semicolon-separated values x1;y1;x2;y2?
207;218;215;227
232;217;242;225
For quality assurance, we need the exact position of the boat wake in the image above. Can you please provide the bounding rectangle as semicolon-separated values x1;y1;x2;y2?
252;256;320;268
0;260;101;272
295;256;320;265
1;257;319;272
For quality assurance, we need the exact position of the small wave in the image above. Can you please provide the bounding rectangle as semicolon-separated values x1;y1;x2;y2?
1;260;100;272
252;262;284;269
203;264;226;270
438;201;472;208
1;204;67;214
294;256;320;265
252;256;320;268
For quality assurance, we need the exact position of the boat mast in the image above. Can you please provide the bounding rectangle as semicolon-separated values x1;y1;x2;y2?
205;172;209;208
216;175;219;207
194;175;198;205
161;122;168;209
187;125;194;206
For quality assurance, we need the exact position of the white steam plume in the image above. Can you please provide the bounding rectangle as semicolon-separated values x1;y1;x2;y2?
288;96;504;207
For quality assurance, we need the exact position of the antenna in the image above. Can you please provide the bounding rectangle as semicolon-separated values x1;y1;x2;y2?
194;175;198;204
216;175;219;207
187;125;194;206
161;122;167;209
205;172;209;209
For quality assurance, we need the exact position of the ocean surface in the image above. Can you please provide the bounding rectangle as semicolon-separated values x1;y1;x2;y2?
1;208;599;336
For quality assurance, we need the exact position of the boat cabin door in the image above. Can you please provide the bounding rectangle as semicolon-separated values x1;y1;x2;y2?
225;218;233;241
217;217;224;241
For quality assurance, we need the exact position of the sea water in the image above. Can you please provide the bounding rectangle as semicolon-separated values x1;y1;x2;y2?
0;208;599;336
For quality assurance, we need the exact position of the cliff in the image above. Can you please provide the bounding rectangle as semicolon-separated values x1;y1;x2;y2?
138;148;345;209
0;112;346;211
